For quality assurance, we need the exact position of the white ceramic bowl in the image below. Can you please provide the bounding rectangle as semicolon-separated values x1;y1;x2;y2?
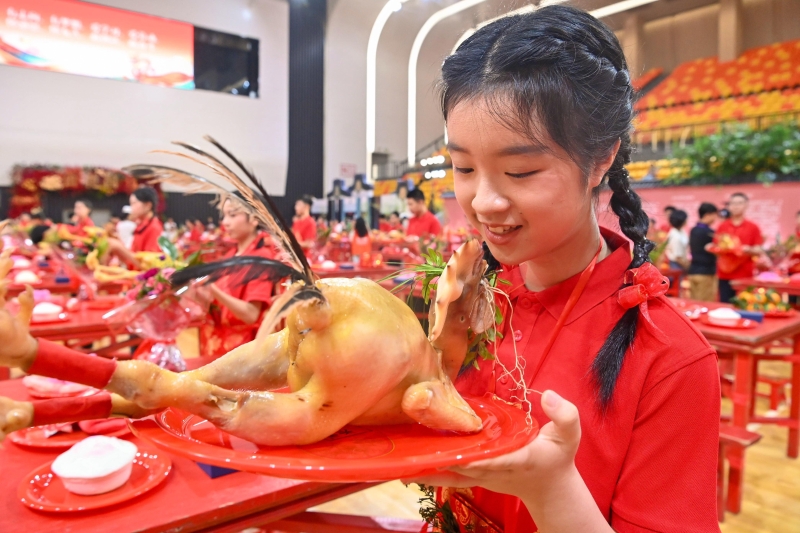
51;436;138;495
31;302;64;323
13;270;40;284
707;308;741;327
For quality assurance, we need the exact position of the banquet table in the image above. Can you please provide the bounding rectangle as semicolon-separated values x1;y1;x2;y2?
27;300;127;343
0;378;384;533
6;272;81;299
730;277;800;297
672;298;800;512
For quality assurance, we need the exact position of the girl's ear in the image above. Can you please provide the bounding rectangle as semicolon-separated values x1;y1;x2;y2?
589;139;621;189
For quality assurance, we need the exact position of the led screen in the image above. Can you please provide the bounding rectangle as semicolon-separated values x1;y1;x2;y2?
0;0;194;89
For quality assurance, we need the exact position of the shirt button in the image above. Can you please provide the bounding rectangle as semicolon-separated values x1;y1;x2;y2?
499;375;509;385
519;297;533;309
513;330;523;342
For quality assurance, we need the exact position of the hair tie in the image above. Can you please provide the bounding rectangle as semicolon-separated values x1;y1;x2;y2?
618;262;670;341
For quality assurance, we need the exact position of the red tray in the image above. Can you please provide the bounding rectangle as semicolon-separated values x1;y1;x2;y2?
129;395;536;482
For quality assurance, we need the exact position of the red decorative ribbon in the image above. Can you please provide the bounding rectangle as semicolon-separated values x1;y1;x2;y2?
618;262;670;340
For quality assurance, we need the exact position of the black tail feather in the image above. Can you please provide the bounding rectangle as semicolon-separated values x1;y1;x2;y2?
203;135;314;280
170;256;301;289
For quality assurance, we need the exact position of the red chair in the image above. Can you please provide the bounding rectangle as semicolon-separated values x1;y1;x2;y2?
718;424;761;520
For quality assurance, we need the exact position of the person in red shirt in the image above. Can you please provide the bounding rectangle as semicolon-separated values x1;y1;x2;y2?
715;192;763;303
291;196;317;251
194;195;276;358
71;199;95;236
350;216;372;259
405;189;442;239
105;187;164;269
378;214;392;233
411;6;719;532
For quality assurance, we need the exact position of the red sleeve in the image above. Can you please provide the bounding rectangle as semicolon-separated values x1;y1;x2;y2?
750;223;763;246
241;280;274;306
611;354;720;532
142;222;163;252
302;219;317;242
428;214;442;236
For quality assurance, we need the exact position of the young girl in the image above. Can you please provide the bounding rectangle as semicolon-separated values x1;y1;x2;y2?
665;209;690;271
414;6;720;532
194;195;276;358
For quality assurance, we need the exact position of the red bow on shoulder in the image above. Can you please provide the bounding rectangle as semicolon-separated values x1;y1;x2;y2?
617;262;670;340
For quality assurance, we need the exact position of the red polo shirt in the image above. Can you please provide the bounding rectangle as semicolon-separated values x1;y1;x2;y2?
292;216;317;245
455;228;720;532
200;233;277;357
406;211;442;238
715;218;763;280
73;216;94;236
131;216;164;253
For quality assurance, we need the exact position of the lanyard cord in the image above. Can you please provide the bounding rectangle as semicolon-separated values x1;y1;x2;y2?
524;241;603;387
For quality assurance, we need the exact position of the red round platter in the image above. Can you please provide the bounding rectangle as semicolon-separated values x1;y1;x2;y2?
699;314;759;329
129;395;536;482
18;448;171;512
764;309;797;319
9;426;131;450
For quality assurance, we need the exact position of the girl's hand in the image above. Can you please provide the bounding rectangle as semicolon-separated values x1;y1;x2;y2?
0;284;38;370
0;396;33;442
408;390;581;500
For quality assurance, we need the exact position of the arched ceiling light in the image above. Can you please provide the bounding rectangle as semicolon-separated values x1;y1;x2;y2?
407;0;487;166
367;0;408;181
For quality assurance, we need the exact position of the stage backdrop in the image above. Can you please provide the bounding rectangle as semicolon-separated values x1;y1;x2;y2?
598;182;800;244
0;0;194;88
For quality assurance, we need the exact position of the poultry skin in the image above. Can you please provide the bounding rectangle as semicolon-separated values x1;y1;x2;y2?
0;241;494;446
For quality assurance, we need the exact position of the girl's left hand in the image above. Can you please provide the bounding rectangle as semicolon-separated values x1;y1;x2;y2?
407;390;581;500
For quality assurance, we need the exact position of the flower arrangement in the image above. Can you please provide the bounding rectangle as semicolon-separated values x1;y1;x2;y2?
126;267;176;301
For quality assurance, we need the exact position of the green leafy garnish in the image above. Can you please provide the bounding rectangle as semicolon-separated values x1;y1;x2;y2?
417;484;466;533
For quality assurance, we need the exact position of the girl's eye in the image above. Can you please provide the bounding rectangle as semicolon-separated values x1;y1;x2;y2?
506;171;537;179
454;167;474;175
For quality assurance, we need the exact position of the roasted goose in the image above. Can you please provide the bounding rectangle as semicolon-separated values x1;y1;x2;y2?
0;139;496;446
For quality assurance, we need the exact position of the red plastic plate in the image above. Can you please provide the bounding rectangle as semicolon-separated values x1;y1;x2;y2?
9;426;131;450
129;395;536;482
18;448;171;512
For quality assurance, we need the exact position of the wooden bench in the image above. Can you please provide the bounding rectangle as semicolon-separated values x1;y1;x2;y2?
719;424;762;521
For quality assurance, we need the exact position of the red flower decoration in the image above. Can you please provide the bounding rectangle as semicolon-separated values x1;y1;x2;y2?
618;262;670;341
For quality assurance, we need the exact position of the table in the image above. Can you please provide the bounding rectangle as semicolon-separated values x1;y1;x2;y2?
730;277;800;297
27;301;127;344
6;272;80;298
672;298;800;512
0;379;380;533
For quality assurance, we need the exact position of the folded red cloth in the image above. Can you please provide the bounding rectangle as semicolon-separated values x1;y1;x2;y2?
32;392;113;426
28;339;117;389
78;418;128;435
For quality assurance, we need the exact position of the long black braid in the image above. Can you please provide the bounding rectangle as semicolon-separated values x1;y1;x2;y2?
440;5;655;409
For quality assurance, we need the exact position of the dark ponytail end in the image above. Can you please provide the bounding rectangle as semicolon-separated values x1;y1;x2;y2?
592;156;655;410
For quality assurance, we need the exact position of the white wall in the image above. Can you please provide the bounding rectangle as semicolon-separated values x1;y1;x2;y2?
0;0;289;193
324;0;520;193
